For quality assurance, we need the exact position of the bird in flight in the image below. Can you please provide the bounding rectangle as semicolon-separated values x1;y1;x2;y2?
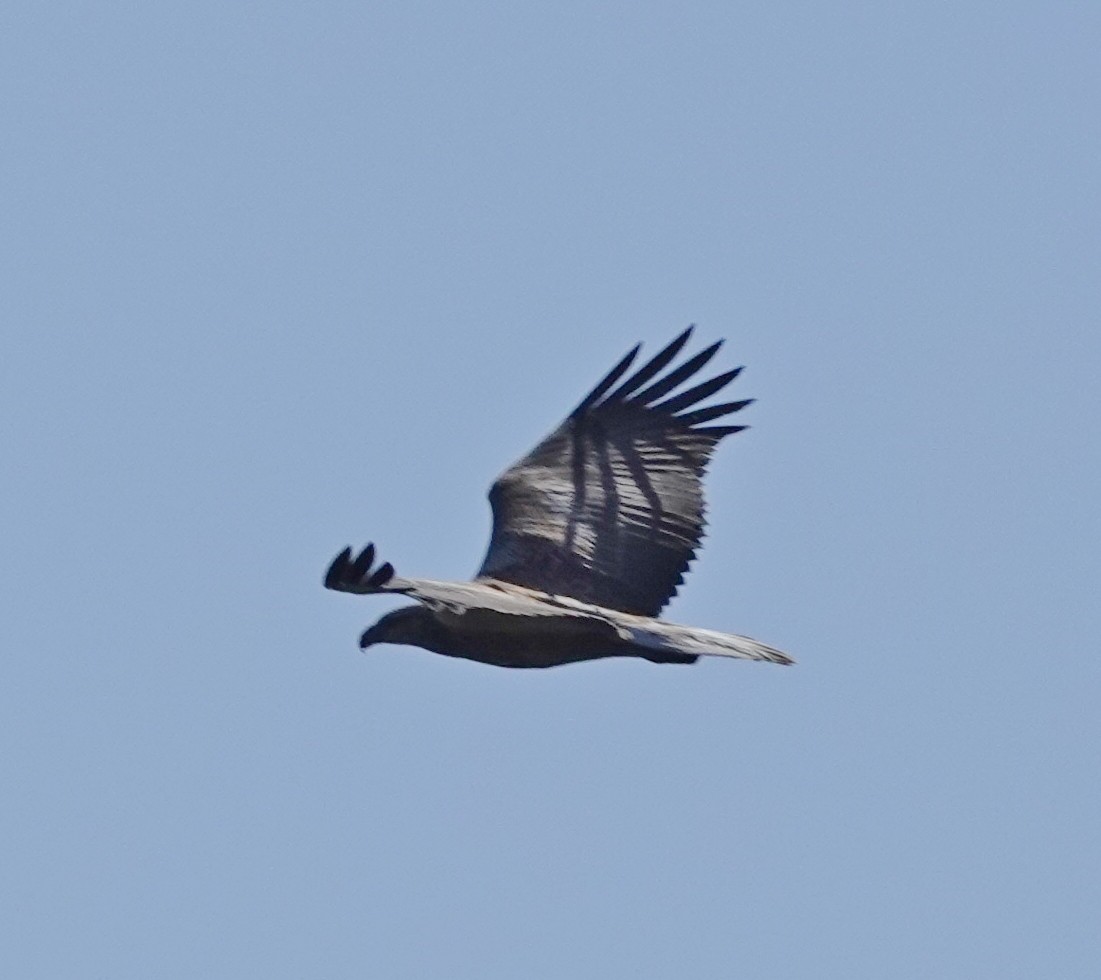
324;327;792;668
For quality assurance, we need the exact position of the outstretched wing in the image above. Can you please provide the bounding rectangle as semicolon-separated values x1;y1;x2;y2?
475;327;752;617
324;542;634;628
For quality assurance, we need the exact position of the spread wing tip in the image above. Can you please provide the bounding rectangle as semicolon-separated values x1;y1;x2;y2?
572;329;750;428
324;542;396;593
571;342;642;417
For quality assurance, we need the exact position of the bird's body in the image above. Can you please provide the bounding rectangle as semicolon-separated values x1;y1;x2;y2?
361;602;642;669
348;579;791;668
324;327;792;669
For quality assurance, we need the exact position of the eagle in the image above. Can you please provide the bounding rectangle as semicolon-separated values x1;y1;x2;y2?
324;327;792;669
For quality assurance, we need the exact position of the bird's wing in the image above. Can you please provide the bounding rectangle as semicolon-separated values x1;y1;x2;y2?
324;544;627;637
325;544;496;613
475;327;752;617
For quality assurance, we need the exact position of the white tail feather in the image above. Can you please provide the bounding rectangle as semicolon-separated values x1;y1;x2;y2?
623;620;794;665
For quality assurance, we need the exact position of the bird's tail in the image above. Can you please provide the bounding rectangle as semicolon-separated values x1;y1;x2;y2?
623;620;794;666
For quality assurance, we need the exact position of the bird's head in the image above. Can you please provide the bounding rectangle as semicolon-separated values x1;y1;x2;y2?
359;605;438;651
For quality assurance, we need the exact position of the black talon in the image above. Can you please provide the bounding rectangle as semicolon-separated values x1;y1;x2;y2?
352;543;376;579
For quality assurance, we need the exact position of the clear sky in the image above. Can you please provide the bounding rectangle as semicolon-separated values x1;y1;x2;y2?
3;2;1099;977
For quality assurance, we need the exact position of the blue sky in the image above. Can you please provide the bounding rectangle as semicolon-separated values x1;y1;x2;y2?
3;2;1099;976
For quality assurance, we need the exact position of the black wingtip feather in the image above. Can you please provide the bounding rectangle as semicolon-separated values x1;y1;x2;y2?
701;424;749;437
351;543;376;577
367;561;395;588
324;547;353;589
633;340;724;405
572;342;641;418
605;327;695;403
674;398;754;427
653;367;743;415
